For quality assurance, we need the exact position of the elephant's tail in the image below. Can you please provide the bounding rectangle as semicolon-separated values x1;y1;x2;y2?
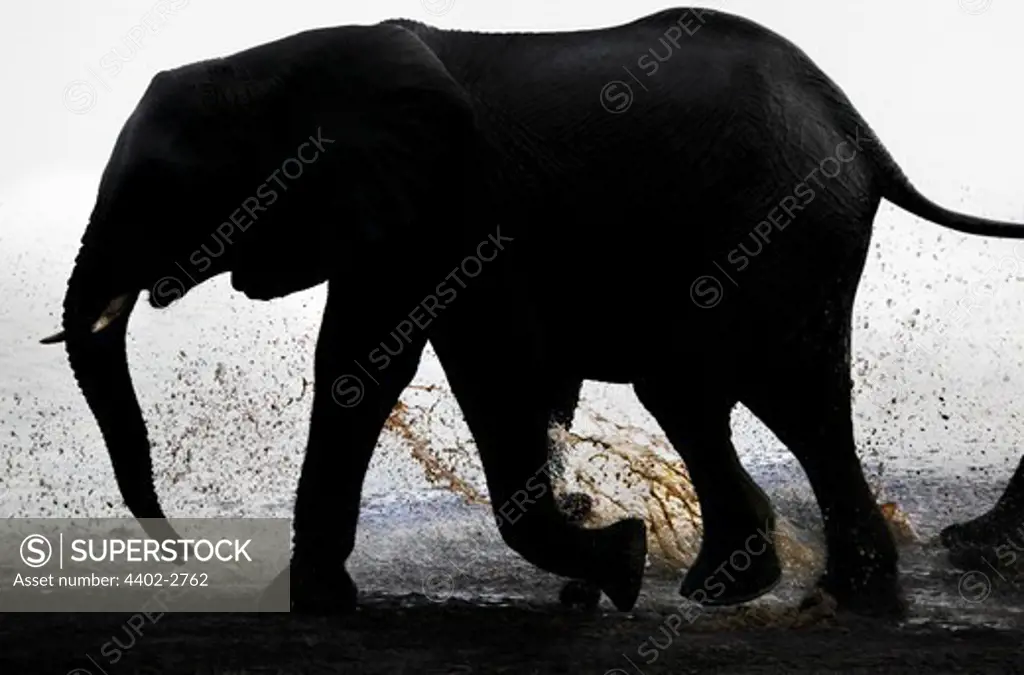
858;119;1024;238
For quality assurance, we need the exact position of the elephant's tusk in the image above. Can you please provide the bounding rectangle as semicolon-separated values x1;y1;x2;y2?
91;293;134;334
39;330;67;345
40;292;136;344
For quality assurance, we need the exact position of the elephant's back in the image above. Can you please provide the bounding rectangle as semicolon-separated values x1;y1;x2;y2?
433;10;873;221
429;9;817;196
429;8;791;95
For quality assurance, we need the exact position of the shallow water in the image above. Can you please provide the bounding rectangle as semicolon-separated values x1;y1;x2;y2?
342;461;1024;631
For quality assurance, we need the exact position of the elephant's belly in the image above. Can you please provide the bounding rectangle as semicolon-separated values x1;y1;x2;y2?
537;300;682;384
524;246;687;382
548;337;638;383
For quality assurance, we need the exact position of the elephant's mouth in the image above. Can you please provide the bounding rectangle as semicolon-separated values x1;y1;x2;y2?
40;291;138;345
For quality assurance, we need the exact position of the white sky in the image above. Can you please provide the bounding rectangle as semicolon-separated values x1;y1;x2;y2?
1;0;1022;203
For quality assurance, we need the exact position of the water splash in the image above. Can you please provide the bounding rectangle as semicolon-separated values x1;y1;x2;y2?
383;387;830;578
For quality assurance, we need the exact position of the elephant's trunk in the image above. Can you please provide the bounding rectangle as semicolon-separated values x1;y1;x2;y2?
57;228;182;543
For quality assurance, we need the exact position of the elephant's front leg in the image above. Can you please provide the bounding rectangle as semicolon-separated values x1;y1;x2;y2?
286;285;427;614
429;292;647;611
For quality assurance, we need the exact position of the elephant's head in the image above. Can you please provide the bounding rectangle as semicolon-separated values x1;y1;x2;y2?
40;24;477;537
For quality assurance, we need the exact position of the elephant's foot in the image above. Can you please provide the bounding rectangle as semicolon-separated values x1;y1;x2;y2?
270;560;358;615
941;458;1024;567
810;520;904;619
941;503;1024;570
806;509;905;619
806;566;906;620
559;579;602;609
555;492;603;609
500;507;646;611
678;518;782;606
582;517;647;611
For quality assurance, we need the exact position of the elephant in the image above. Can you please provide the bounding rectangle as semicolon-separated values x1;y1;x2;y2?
941;457;1024;569
40;7;1024;618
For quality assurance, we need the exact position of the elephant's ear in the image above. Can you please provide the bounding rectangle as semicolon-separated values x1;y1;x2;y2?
229;24;481;301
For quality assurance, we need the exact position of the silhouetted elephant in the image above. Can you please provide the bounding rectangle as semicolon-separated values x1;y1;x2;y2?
941;457;1024;569
42;8;1024;617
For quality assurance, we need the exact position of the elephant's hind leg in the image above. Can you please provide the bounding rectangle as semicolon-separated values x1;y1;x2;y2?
739;322;904;618
431;302;646;611
633;372;782;606
449;369;645;610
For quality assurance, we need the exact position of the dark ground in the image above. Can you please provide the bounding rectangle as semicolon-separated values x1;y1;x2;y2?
5;474;1023;673
4;593;1023;675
